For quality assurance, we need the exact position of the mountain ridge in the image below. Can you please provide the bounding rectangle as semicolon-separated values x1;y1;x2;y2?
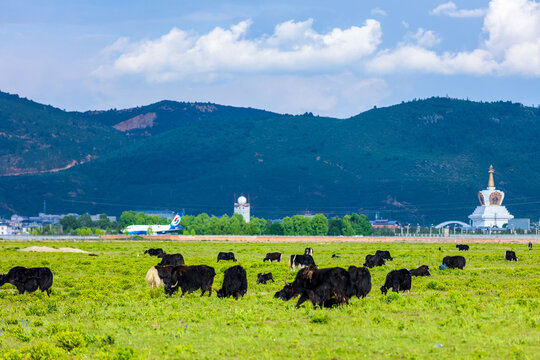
0;90;538;223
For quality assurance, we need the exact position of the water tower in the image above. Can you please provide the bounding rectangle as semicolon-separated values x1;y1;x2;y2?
234;194;250;223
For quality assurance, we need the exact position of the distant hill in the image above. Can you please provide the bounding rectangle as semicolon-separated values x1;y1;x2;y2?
0;90;538;224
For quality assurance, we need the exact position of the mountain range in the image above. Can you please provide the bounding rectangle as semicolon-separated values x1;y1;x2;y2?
0;90;538;224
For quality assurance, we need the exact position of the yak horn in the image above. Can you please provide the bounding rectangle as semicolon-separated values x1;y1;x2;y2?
171;281;178;288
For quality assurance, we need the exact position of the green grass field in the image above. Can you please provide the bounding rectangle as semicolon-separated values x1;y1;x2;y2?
0;241;538;359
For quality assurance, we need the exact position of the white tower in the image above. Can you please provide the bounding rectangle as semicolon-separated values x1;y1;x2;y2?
234;195;250;223
468;165;514;228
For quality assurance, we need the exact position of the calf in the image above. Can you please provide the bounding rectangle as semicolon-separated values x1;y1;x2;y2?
144;248;165;257
348;266;371;298
443;255;466;269
256;272;274;284
217;265;248;299
375;250;393;261
156;265;215;296
363;254;385;268
304;247;314;256
274;266;352;308
158;253;185;266
217;252;237;262
409;265;431;277
456;244;469;251
0;266;53;296
380;269;412;295
505;250;518;261
288;254;316;271
145;266;164;288
263;252;282;262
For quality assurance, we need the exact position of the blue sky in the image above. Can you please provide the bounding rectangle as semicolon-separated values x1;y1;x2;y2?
1;0;538;117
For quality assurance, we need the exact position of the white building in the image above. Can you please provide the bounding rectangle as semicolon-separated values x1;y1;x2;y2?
469;165;514;228
0;225;13;235
234;195;250;223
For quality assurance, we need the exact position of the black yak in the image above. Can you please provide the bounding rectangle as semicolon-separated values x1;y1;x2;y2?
380;269;412;295
0;266;53;296
443;256;466;269
217;265;247;299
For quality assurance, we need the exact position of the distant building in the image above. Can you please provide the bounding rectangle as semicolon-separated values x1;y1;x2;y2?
90;214;117;222
370;219;400;229
135;210;175;220
469;165;514;228
0;225;12;235
507;218;530;231
234;195;250;223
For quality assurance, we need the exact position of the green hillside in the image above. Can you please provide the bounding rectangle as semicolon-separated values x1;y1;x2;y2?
0;93;538;224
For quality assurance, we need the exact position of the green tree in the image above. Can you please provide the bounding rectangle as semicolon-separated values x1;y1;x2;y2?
292;215;311;235
281;217;294;235
60;215;79;231
342;215;356;236
96;214;110;229
120;211;136;227
78;214;93;228
311;214;328;236
266;221;283;235
230;213;245;235
327;217;343;235
356;214;373;236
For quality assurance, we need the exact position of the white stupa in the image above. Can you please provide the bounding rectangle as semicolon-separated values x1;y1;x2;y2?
468;165;514;228
234;194;250;223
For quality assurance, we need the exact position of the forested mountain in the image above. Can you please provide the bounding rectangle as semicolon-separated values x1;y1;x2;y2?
0;90;538;224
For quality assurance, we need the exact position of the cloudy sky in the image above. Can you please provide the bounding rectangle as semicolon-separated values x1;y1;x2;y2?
1;0;539;117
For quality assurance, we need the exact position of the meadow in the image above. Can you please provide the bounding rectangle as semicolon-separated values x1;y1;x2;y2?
0;240;538;359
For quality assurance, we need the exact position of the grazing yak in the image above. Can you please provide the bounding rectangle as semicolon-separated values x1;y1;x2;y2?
144;248;165;257
217;252;237;262
456;244;470;251
364;254;386;268
505;250;518;261
409;265;431;277
443;256;466;269
145;266;164;288
274;266;351;308
380;269;412;295
331;254;340;258
375;250;393;261
348;266;372;298
0;266;53;296
256;273;274;284
263;252;282;262
158;253;185;267
156;265;215;296
217;265;248;299
288;254;316;271
305;248;314;256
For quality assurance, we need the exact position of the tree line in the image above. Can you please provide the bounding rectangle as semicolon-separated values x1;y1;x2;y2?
54;211;373;236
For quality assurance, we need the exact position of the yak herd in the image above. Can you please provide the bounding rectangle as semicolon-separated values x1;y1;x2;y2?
0;244;527;308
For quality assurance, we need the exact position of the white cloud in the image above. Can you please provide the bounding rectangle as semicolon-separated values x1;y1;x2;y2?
430;2;487;18
95;19;382;81
411;28;441;48
371;8;387;17
369;0;540;77
483;0;540;75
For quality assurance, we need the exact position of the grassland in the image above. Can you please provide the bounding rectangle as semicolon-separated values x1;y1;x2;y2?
0;240;538;359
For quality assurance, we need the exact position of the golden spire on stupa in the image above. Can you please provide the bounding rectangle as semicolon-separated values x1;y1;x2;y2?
488;165;495;188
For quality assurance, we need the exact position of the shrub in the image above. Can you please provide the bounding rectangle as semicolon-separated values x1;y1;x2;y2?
55;330;87;351
19;342;66;360
310;314;329;324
